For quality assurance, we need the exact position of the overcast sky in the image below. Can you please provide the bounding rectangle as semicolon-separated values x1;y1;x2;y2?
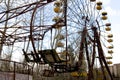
11;0;120;64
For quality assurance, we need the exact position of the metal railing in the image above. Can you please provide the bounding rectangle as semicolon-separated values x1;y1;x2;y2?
0;59;33;80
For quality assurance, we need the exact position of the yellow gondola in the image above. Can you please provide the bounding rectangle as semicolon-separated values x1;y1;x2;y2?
107;34;113;38
96;5;102;10
108;46;114;49
97;1;102;5
106;56;113;59
107;39;113;42
106;23;111;26
55;34;65;40
107;61;112;64
90;0;96;2
108;50;113;54
52;16;61;22
101;16;107;20
102;12;107;16
54;7;62;13
54;1;62;7
56;41;64;47
71;72;87;77
105;27;111;31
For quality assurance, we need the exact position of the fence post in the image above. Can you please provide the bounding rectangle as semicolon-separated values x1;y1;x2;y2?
28;65;29;80
13;62;16;80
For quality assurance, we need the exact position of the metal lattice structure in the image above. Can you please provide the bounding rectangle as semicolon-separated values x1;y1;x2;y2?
0;0;114;80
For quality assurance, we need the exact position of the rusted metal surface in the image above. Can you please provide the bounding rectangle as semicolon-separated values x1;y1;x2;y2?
0;0;57;46
92;27;113;80
0;0;55;23
0;59;33;80
0;59;33;74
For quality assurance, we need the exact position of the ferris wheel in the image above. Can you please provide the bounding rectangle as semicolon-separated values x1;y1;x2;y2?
23;0;114;79
0;0;114;80
66;0;114;79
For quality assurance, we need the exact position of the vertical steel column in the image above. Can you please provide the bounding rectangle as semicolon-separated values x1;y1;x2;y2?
93;27;113;80
64;0;68;67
